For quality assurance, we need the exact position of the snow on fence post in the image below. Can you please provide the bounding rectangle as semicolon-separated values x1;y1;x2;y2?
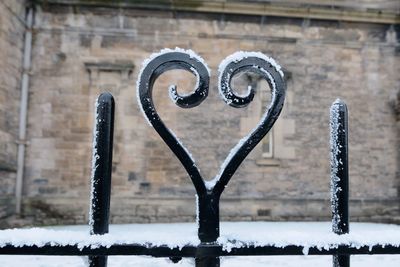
330;99;349;267
88;93;115;267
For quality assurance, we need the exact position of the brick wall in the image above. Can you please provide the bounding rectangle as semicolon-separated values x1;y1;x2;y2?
12;4;400;225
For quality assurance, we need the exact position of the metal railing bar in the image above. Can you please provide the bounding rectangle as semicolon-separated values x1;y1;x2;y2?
0;244;399;257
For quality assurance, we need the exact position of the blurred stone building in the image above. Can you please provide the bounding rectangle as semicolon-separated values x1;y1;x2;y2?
0;0;399;227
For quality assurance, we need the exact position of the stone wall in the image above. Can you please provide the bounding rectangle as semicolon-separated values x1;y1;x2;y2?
0;0;26;220
11;3;400;225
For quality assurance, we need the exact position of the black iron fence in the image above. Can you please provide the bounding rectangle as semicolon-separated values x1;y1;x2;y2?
1;50;399;267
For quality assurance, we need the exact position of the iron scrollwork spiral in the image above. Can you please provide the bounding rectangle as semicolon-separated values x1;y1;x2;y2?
137;48;286;243
213;52;286;196
136;49;210;195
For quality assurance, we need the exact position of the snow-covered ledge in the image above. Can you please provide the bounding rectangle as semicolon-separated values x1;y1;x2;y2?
0;222;399;256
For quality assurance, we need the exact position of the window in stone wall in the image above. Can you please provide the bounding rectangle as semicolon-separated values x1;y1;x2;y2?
251;68;294;165
260;81;274;158
262;130;274;158
252;74;275;159
232;70;288;161
233;72;275;158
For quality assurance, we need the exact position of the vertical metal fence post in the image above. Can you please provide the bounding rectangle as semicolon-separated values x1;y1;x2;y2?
196;192;220;267
330;99;350;267
88;93;115;267
195;255;220;267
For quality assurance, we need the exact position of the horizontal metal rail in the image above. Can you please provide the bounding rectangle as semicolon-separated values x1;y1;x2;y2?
0;244;399;257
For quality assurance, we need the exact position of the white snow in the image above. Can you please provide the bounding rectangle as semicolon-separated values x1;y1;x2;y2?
1;222;399;251
88;98;100;232
0;223;199;250
168;85;179;103
0;222;399;266
195;194;200;228
218;51;284;79
204;178;218;190
216;222;400;253
330;99;342;233
0;254;399;267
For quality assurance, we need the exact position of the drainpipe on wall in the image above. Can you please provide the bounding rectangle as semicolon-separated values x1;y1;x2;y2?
15;6;34;215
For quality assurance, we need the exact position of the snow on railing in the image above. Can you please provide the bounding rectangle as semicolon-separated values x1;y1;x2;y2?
0;222;399;254
0;50;399;267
